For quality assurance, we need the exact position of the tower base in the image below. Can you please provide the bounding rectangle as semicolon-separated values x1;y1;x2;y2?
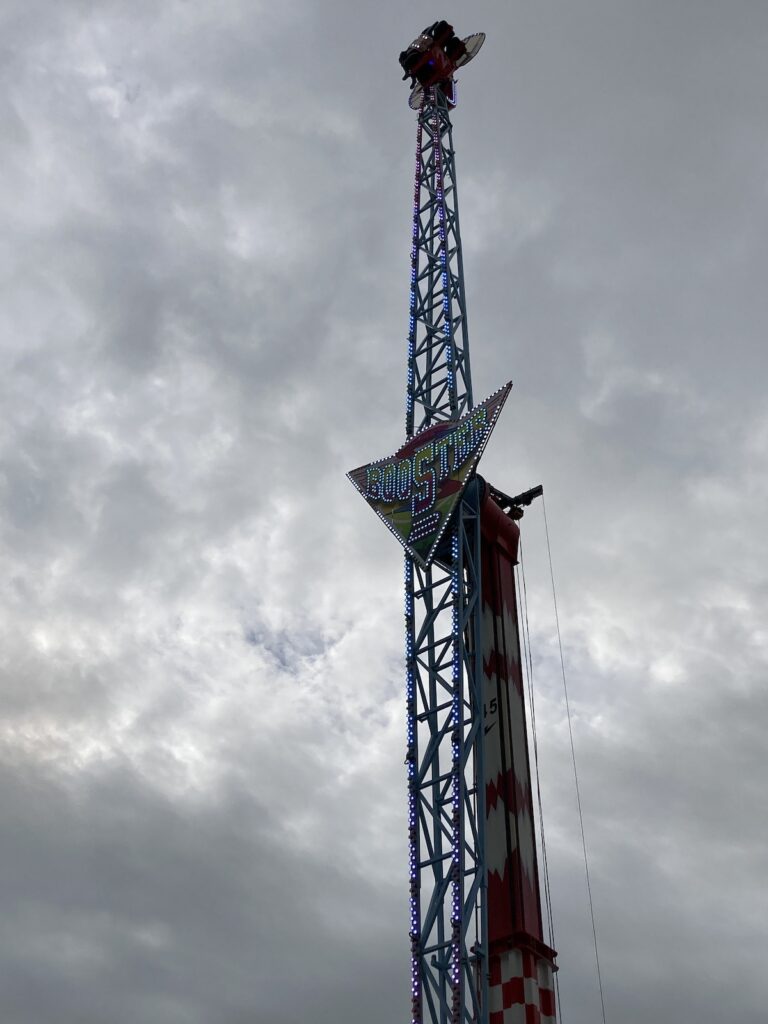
489;947;556;1024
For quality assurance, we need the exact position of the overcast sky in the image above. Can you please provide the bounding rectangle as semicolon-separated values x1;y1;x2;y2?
2;1;768;1021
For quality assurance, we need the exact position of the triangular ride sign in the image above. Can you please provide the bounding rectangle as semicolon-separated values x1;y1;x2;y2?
347;381;512;567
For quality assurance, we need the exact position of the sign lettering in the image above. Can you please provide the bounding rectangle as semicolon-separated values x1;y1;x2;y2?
347;382;512;567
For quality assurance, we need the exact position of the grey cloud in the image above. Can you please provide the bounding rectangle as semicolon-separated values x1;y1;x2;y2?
0;1;767;1022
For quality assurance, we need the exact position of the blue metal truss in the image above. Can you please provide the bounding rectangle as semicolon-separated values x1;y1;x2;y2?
405;86;489;1024
407;88;473;438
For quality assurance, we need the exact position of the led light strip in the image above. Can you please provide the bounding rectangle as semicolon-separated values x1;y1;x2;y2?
406;98;425;436
450;528;462;1022
406;89;426;1024
431;100;456;407
404;554;421;1024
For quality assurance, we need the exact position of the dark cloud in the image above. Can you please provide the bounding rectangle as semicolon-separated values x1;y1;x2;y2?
1;1;766;1021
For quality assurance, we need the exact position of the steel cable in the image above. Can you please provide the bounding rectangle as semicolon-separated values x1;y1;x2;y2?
517;543;561;1021
542;495;608;1024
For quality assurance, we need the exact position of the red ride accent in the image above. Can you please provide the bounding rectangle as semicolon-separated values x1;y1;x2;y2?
400;23;464;91
481;485;557;1021
481;491;544;945
415;44;454;87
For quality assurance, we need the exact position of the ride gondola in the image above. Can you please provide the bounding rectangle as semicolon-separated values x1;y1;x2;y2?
399;21;485;109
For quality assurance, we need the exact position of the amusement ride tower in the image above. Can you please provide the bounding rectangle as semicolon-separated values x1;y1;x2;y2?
348;23;557;1024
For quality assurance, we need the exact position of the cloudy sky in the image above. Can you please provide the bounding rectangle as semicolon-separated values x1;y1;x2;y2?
2;1;768;1021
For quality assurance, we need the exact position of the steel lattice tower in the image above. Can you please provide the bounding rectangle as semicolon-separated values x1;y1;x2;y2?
349;26;558;1024
405;85;488;1024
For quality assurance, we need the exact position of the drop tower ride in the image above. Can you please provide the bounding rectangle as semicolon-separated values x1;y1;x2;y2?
348;22;557;1024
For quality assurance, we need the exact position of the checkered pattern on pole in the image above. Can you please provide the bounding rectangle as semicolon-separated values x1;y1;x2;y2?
489;949;556;1024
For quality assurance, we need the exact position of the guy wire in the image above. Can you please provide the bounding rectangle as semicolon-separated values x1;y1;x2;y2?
542;495;607;1024
517;538;561;1021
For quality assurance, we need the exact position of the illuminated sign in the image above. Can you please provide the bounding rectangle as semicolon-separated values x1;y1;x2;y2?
347;382;512;566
